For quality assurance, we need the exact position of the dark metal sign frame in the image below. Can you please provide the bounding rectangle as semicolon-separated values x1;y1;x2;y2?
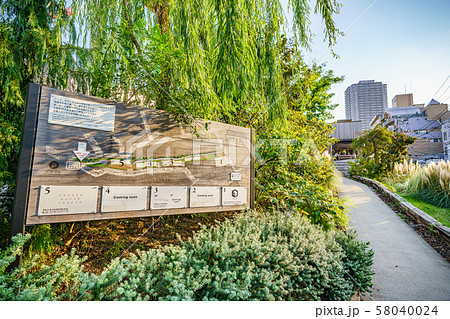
10;83;41;242
10;83;255;245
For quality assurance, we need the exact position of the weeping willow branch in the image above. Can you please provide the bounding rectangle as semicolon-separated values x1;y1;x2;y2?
122;0;142;55
72;0;342;126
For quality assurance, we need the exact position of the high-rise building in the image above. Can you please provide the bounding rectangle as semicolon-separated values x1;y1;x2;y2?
345;80;388;130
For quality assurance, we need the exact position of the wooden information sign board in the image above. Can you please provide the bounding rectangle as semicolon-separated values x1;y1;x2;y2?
11;84;254;231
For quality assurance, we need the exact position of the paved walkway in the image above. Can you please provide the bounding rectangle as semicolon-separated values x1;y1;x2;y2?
339;178;450;301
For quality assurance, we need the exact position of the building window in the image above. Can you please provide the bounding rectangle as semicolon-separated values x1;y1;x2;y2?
444;132;448;140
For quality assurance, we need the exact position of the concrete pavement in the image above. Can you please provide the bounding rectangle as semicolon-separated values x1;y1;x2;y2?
339;177;450;301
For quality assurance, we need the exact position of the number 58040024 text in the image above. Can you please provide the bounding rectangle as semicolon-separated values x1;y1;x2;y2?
376;306;438;316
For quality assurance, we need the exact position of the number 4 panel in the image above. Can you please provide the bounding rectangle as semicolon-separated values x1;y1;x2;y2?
101;186;148;212
37;186;99;216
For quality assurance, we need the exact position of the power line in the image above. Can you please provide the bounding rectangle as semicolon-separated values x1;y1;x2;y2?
316;0;380;61
430;74;450;101
436;84;450;101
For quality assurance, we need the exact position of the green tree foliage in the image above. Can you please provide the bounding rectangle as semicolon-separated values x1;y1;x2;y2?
72;0;341;125
0;1;348;255
0;0;83;247
1;211;373;301
0;0;75;187
0;0;341;182
255;119;348;229
254;37;346;229
0;2;375;299
280;36;342;120
349;125;416;179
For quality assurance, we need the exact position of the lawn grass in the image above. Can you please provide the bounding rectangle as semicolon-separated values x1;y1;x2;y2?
379;180;450;228
400;194;450;228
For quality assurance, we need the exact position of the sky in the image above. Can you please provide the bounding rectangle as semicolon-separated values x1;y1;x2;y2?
281;0;450;120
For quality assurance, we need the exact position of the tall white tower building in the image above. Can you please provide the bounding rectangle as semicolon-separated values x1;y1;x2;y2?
345;80;388;130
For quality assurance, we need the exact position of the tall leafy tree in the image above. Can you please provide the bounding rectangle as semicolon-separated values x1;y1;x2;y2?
0;0;84;187
73;0;341;123
350;125;416;179
1;0;84;247
0;0;343;247
1;0;342;187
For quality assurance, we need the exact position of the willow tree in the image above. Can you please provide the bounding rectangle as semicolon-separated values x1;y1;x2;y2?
1;1;340;188
1;1;82;184
1;0;341;138
0;0;342;186
0;0;341;248
70;0;341;124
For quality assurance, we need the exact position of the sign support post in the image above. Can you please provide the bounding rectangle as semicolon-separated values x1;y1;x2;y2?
9;83;41;268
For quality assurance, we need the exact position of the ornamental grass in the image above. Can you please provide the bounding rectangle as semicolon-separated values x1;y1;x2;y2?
394;160;450;209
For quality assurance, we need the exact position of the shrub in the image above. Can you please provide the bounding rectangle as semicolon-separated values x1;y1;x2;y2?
256;175;349;230
382;159;421;190
350;125;416;179
255;135;348;229
0;234;88;301
349;157;383;180
0;211;373;301
330;231;374;300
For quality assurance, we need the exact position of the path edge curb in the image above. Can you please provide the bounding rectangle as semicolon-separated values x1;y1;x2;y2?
351;175;450;245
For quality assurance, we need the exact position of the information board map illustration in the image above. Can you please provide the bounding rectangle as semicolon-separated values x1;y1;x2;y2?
24;85;253;225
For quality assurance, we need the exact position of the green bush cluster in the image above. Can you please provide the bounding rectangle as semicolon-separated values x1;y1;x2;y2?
256;126;348;230
349;157;385;180
257;171;348;230
0;211;373;301
349;126;416;180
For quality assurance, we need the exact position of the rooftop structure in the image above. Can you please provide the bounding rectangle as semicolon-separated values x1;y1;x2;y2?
392;93;413;107
332;120;363;141
379;102;448;162
331;120;362;161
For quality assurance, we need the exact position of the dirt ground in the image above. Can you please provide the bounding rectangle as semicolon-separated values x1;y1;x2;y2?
49;211;239;273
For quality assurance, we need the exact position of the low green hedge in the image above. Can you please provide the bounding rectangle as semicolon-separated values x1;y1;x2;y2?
0;211;373;301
